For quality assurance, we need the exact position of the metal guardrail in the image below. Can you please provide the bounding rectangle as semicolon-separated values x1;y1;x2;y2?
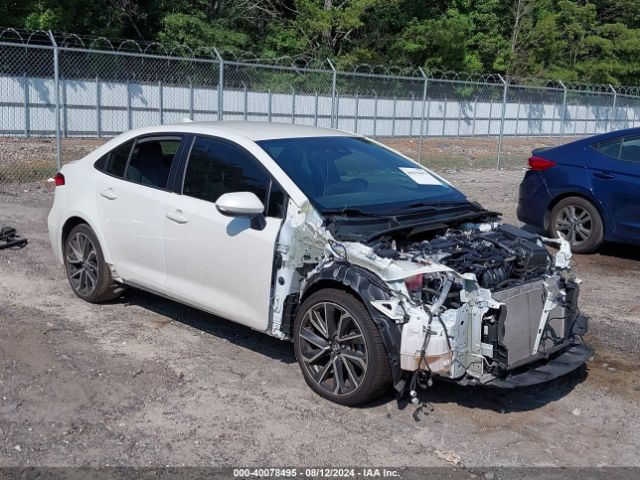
1;28;639;184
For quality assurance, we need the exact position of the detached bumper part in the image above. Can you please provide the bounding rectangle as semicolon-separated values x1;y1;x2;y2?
0;226;28;250
482;343;593;389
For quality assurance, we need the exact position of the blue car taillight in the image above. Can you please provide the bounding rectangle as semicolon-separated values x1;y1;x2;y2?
528;155;556;171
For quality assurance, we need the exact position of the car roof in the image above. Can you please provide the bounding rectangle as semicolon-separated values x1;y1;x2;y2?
161;121;356;141
575;127;640;145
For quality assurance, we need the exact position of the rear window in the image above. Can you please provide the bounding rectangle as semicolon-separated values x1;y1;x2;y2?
594;138;621;159
95;140;134;177
124;137;181;189
620;136;640;163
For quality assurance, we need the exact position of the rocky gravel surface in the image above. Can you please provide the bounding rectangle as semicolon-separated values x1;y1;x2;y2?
1;161;639;468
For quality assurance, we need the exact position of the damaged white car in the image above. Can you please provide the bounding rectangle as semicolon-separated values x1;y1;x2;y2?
48;122;592;405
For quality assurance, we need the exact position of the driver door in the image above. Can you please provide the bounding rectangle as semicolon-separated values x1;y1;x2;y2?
163;135;286;331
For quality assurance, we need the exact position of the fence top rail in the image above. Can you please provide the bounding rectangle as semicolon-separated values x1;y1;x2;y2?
56;45;220;64
0;40;54;50
223;60;330;75
336;70;422;82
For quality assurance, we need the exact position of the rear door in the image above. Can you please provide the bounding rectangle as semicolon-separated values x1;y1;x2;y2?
588;134;640;239
163;135;286;331
95;135;184;290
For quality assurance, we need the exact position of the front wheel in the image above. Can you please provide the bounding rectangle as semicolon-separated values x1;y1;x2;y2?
293;289;391;406
549;197;604;253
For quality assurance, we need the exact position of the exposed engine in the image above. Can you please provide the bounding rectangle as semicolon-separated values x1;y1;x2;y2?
372;223;552;292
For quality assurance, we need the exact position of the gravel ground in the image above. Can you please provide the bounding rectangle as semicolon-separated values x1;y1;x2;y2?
1;167;639;468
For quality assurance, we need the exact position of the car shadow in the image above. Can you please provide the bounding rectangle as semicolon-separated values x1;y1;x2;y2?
112;287;589;413
386;366;588;416
117;287;297;365
520;223;640;261
596;242;640;261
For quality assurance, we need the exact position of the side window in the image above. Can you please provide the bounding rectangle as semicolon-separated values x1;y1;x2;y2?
125;137;181;189
183;136;271;208
620;136;640;163
595;138;622;159
96;140;134;177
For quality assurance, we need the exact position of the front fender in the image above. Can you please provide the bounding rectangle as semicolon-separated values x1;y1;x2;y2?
302;262;405;392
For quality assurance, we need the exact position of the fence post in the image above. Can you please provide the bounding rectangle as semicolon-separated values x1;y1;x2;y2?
472;98;478;136
126;79;132;130
314;92;319;126
158;80;163;125
409;92;414;137
496;73;508;170
392;96;397;136
442;97;447;137
291;86;296;124
417;67;428;162
373;90;378;137
354;92;359;133
268;89;272;122
23;73;29;137
189;81;194;120
608;84;617;132
456;99;461;137
48;30;61;170
243;82;248;121
97;76;102;136
327;59;337;128
61;77;67;138
558;80;567;144
213;48;224;121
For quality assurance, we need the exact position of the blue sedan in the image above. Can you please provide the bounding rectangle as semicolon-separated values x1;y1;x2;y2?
517;127;640;253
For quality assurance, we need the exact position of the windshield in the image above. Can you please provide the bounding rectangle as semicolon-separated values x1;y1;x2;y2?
257;136;467;213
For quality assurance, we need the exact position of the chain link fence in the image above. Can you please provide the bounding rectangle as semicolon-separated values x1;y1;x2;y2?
2;29;640;185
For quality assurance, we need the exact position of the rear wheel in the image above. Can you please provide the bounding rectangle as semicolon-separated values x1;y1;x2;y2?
293;289;391;406
64;223;121;303
549;197;603;253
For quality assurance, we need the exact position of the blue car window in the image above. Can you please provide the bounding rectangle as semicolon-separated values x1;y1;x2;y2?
595;138;622;159
620;136;640;163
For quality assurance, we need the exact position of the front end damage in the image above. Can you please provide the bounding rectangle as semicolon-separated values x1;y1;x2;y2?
268;200;593;396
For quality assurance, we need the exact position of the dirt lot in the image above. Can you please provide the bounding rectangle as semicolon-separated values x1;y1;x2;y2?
1;168;640;468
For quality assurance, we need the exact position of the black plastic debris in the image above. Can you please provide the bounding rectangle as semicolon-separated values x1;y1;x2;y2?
0;226;28;250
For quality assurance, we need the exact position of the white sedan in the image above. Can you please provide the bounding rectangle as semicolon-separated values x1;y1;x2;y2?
48;122;592;405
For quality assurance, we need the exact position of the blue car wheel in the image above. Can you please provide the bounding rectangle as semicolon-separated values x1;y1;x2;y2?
549;196;604;253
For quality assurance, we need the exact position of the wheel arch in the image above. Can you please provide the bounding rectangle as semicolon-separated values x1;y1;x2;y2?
61;216;89;247
544;191;607;235
60;214;113;265
295;262;404;392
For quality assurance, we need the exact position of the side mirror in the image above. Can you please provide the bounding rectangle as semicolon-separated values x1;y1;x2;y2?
216;192;266;230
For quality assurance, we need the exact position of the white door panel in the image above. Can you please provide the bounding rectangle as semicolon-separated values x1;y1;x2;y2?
96;176;169;289
164;193;281;330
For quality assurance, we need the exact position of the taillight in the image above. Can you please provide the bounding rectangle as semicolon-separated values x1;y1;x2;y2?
528;155;556;171
54;172;65;186
404;274;424;292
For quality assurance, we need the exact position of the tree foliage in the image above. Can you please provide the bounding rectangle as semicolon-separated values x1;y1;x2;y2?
5;0;640;85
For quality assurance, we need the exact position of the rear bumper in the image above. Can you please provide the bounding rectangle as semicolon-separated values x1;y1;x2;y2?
516;171;552;229
482;343;593;389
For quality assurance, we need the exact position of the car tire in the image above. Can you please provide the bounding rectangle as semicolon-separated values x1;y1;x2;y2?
293;288;392;406
64;223;121;303
549;196;604;253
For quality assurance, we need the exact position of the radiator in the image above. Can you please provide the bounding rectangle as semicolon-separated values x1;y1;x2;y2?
493;280;566;369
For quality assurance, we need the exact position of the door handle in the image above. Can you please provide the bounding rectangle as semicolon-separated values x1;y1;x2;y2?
593;171;615;180
100;188;117;200
166;209;189;224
